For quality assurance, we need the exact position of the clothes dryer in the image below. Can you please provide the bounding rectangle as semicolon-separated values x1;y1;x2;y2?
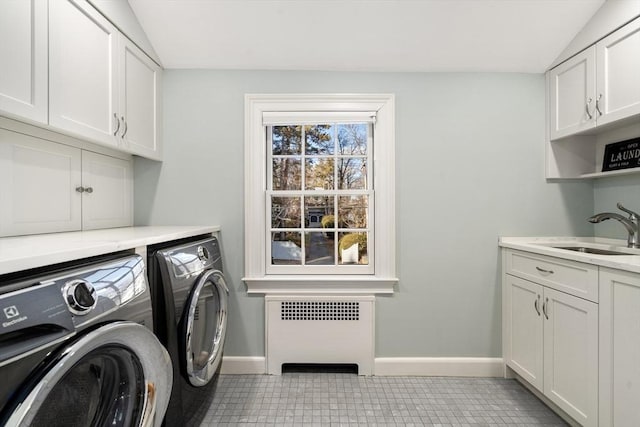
0;254;172;427
148;236;229;427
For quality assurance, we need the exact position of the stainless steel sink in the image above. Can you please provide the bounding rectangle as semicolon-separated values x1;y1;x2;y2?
553;246;633;255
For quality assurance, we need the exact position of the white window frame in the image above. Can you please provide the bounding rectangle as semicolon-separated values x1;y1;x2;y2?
243;94;397;294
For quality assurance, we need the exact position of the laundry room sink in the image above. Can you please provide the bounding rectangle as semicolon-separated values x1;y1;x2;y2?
549;244;640;256
552;246;632;255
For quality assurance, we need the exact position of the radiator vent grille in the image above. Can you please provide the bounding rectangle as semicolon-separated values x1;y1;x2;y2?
280;301;360;321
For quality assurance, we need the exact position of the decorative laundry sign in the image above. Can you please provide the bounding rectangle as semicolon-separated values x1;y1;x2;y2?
602;137;640;172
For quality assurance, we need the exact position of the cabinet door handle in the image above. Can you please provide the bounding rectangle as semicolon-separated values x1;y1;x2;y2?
535;266;554;275
113;113;121;136
542;297;549;320
595;94;603;117
84;186;93;194
534;295;541;316
121;117;128;138
585;97;593;120
75;186;85;193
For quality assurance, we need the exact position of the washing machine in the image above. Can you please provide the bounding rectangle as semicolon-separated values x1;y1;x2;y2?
147;236;229;427
0;253;172;427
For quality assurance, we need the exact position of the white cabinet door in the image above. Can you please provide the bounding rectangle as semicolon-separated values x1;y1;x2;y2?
81;151;133;230
0;129;82;237
596;18;640;126
82;151;133;230
543;287;598;427
120;38;162;160
49;0;119;147
0;0;47;124
549;47;597;140
599;268;640;427
504;275;544;391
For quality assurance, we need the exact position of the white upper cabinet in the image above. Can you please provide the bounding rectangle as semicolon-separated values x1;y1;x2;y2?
0;0;48;124
546;16;640;179
549;48;597;140
49;0;120;147
19;0;164;160
120;38;163;160
549;17;640;141
596;18;640;126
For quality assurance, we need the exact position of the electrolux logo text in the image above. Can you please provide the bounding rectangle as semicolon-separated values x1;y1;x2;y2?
2;305;28;328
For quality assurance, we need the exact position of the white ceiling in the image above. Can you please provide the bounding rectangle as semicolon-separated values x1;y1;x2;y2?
129;0;606;72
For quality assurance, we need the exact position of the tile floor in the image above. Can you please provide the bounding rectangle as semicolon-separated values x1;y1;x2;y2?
201;373;567;426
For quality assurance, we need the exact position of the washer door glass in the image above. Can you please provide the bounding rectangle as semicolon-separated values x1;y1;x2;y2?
4;322;172;427
183;269;229;387
30;346;145;427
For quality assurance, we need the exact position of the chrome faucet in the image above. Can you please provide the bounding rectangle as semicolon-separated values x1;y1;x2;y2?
588;202;640;248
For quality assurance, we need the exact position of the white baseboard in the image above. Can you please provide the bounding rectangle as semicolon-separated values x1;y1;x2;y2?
374;357;504;377
220;356;504;377
220;356;266;374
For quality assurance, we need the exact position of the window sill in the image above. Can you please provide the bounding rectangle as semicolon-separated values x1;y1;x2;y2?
242;275;398;295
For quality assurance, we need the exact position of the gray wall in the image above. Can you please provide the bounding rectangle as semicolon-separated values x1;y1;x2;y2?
593;175;640;238
134;70;593;358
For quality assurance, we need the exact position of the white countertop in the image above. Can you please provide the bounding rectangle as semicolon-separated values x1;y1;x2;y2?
499;236;640;273
0;226;220;275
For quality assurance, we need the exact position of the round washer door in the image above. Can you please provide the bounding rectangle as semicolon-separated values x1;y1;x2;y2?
4;322;172;427
183;269;229;387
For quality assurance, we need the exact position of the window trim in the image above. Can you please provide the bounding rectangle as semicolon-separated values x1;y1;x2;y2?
243;94;397;294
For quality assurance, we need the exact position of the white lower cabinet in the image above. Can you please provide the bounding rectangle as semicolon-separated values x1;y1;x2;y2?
0;129;82;236
543;286;598;427
599;268;640;427
504;276;544;389
0;129;132;237
80;151;132;230
503;250;599;427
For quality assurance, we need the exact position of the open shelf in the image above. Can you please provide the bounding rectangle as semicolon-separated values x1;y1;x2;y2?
547;121;640;180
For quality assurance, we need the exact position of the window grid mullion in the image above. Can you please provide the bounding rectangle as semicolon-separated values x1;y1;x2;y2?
267;122;373;271
300;195;306;266
300;126;306;266
333;193;339;264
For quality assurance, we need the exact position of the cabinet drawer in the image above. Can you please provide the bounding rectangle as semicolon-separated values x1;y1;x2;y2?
505;250;598;302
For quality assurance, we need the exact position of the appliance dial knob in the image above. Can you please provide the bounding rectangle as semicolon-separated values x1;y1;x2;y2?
197;246;210;262
64;280;97;315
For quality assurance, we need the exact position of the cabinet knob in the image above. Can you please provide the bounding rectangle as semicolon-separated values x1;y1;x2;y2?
75;186;93;194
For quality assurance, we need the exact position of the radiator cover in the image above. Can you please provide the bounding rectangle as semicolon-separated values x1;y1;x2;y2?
265;295;374;375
